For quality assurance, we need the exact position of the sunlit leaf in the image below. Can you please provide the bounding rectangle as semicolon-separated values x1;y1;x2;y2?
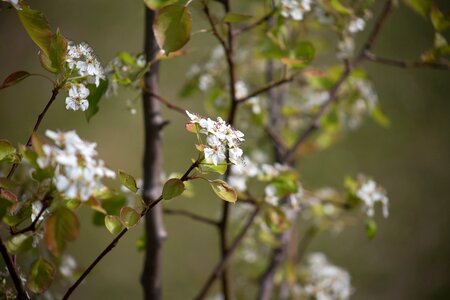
402;0;432;17
120;207;140;228
0;71;30;89
44;207;80;256
105;215;123;235
0;140;16;163
6;234;33;254
26;258;55;294
330;0;353;14
17;5;53;55
430;4;450;32
144;0;177;10
162;178;185;200
40;28;68;73
209;180;237;203
365;219;377;240
91;193;126;226
118;169;138;193
200;160;227;175
153;4;192;54
264;206;290;233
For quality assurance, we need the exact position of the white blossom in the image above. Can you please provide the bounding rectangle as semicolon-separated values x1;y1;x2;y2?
281;0;312;21
37;130;115;201
3;0;21;10
336;36;355;59
199;74;214;91
186;111;244;167
59;255;77;277
235;80;248;99
299;253;353;300
348;17;366;33
356;178;389;218
66;41;105;87
65;84;90;111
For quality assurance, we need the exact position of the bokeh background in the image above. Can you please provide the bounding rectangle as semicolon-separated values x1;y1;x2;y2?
1;1;449;299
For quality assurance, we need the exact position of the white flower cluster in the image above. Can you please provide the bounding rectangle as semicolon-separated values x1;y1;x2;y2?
356;178;389;218
65;42;105;111
280;0;312;21
3;0;20;9
186;111;244;166
37;130;115;201
297;253;353;300
228;158;259;192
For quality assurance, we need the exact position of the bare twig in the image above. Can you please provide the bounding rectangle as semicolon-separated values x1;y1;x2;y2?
145;90;187;115
163;208;219;226
236;75;295;103
194;206;260;300
0;237;29;299
7;86;60;179
233;9;276;36
364;51;450;70
62;159;200;299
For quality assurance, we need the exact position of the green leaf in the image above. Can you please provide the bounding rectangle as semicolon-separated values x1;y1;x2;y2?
85;80;108;122
44;207;80;256
144;0;177;10
6;234;33;254
0;140;16;163
371;105;390;128
153;4;192;54
17;5;53;56
430;4;450;32
200;160;228;175
330;0;353;15
0;71;30;89
264;207;289;233
365;219;377;240
136;235;146;252
403;0;432;17
26;258;55;294
162;178;185;200
223;12;253;23
118;169;138;193
209;179;237;203
105;215;123;235
40;28;68;73
91;193;126;226
282;41;315;68
120;207;140;228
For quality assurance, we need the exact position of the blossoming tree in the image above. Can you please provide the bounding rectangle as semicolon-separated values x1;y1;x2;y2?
0;0;449;299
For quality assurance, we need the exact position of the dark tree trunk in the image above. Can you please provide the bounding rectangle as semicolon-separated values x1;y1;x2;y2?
140;7;167;300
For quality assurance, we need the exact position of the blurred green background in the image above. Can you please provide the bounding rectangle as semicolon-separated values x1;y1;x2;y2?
1;1;450;299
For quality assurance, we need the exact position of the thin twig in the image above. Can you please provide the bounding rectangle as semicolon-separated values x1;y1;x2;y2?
63;159;200;299
0;237;29;299
284;0;394;164
163;208;219;226
364;51;450;70
236;76;295;103
148;91;186;115
233;9;276;36
7;86;61;179
264;125;288;157
194;206;260;300
10;206;45;236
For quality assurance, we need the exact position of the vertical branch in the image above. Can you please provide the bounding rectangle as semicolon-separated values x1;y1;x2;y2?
140;7;167;300
0;237;29;299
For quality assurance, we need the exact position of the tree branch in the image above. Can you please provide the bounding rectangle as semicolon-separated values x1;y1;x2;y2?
141;8;167;300
0;236;29;299
163;208;219;226
194;206;260;300
233;9;276;36
364;51;450;70
62;159;200;300
236;76;295;103
284;0;394;164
